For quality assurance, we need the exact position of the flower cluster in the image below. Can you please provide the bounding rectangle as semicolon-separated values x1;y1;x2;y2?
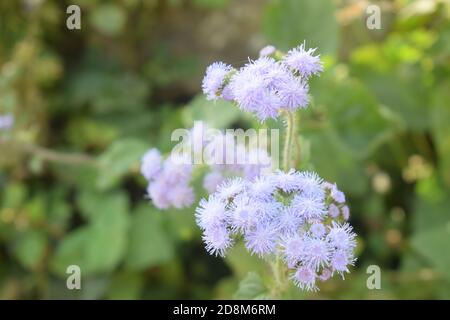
141;148;195;209
201;43;323;121
195;170;356;291
140;123;272;209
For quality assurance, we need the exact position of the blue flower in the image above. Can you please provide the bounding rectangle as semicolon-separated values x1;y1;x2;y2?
283;43;323;79
292;266;317;291
140;148;162;181
203;225;232;257
244;223;277;257
202;62;232;100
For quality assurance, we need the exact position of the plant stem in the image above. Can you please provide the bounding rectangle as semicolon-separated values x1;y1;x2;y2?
282;110;296;171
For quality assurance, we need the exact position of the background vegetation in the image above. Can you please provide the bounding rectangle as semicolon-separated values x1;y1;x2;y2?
0;0;449;299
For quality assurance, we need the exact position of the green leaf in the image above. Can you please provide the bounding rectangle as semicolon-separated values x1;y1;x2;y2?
311;75;396;157
233;272;267;300
125;203;175;270
431;82;450;187
263;0;339;55
51;191;129;276
411;224;450;281
97;138;150;190
13;230;47;270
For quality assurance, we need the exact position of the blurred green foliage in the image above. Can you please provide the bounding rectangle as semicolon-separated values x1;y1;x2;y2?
0;0;449;299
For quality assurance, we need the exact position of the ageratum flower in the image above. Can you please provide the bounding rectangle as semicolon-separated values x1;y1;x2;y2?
283;43;323;79
194;170;357;291
201;43;322;122
202;62;233;100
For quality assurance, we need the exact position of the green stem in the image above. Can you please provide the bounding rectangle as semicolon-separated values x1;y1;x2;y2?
282;110;296;171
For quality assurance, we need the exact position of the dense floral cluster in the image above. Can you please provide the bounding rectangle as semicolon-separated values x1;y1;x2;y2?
202;43;323;121
141;149;195;209
140;122;272;209
195;170;356;291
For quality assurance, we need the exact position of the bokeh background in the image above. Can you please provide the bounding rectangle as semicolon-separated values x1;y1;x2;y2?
0;0;449;299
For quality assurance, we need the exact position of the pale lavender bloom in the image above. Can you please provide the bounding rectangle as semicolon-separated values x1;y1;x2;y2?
217;177;247;201
319;268;332;281
330;250;355;277
297;171;324;199
202;62;232;100
248;175;276;202
275;206;303;235
168;184;195;209
342;205;350;220
331;188;346;204
292;194;326;219
277;77;309;110
281;235;304;268
272;169;302;192
328;203;340;218
327;222;357;251
310;223;326;238
0;114;14;130
230;195;259;232
244;224;277;257
283;43;323;78
301;236;331;270
163;154;193;185
195;196;228;230
147;180;170;210
140;148;162;181
203;225;232;257
203;171;225;194
221;84;234;101
259;45;276;57
292;266;317;291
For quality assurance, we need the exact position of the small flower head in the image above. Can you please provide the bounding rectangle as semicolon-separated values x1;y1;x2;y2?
244;223;277;257
141;148;162;181
327;222;357;251
259;45;276;57
168;184;195;209
292;266;317;291
203;225;232;257
283;43;323;78
195;196;228;230
202;62;232;100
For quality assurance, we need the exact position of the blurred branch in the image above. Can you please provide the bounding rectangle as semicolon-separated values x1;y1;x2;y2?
1;140;99;167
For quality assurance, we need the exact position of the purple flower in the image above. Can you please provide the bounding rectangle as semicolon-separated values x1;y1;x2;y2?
195;196;228;231
281;235;304;268
283;43;323;78
168;184;195;209
328;203;340;218
330;250;355;276
327;222;356;251
301;236;331;270
259;45;276;57
203;225;232;257
244;223;277;257
202;62;232;100
275;206;303;235
141;148;162;181
342;205;350;220
292;193;326;219
147;180;170;210
292;266;317;291
277;77;309;110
